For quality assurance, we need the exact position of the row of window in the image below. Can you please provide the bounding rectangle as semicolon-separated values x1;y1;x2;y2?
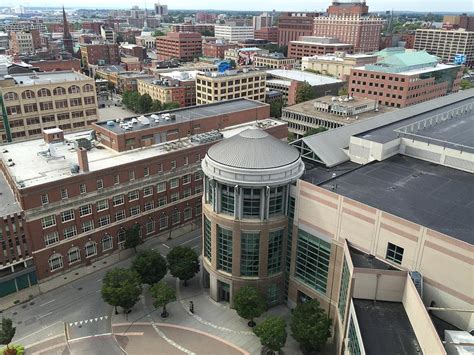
3;84;95;101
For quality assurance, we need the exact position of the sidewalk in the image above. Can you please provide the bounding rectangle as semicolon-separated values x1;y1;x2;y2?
0;222;198;312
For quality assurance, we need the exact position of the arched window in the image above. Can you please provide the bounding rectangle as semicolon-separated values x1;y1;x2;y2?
83;84;94;92
4;92;18;101
68;85;80;94
102;234;113;251
48;253;63;271
53;87;66;96
84;241;97;258
21;90;35;99
67;247;81;264
37;88;51;97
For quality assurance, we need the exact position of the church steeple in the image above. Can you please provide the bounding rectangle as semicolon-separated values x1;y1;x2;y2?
62;6;74;55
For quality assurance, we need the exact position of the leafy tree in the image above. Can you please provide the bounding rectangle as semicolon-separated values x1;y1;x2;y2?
136;93;153;114
0;318;15;352
304;127;328;137
151;100;162;112
338;87;348;96
270;99;284;118
201;29;214;37
233;286;266;327
254;316;287;354
295;81;316;104
291;299;331;353
162;102;180;110
152;30;165;37
166;246;200;286
124;224;142;252
150;281;176;318
122;90;141;112
101;268;142;315
460;79;474;90
132;250;168;285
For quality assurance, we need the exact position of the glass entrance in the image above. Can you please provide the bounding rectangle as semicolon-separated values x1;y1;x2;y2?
218;281;230;302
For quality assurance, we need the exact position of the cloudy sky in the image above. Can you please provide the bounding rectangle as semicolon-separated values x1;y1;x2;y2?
6;0;474;12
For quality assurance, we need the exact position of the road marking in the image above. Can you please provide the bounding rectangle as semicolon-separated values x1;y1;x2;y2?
38;299;56;307
68;316;108;328
37;312;53;320
68;333;113;343
162;244;170;249
151;322;196;355
96;278;102;282
179;236;201;245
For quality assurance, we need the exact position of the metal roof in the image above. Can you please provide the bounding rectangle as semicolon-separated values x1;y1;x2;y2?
207;129;300;169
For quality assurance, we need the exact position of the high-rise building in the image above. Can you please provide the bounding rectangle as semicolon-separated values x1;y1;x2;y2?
313;1;383;52
154;2;168;16
277;12;320;47
62;6;74;55
100;26;117;43
80;43;120;68
214;25;255;42
155;32;203;62
253;12;273;30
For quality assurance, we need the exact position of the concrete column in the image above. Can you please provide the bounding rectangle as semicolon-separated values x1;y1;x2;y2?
209;272;218;301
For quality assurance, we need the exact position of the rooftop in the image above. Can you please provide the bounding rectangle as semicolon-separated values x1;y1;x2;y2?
353;299;422;355
302;53;377;62
317;155;474;245
4;71;90;86
348;244;398;270
267;69;341;86
0;171;21;216
291;36;353;46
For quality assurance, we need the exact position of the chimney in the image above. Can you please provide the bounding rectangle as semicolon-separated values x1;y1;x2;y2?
77;148;89;173
43;128;64;144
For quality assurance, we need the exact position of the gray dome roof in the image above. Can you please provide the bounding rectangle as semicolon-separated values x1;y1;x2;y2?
207;129;300;169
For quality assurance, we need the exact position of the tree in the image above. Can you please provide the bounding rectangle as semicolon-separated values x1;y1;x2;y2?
152;30;165;37
136;93;153;114
162;102;180;110
254;316;287;354
122;90;141;112
270;99;284;118
460;79;474;90
166;246;200;286
304;127;328;137
132;250;168;285
150;281;176;318
338;87;348;96
233;286;266;327
201;29;214;37
151;100;162;112
295;81;316;104
124;224;142;252
101;268;142;315
0;318;15;353
291;299;331;353
304;68;321;75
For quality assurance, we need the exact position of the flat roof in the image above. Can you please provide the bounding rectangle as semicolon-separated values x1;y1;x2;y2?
8;71;88;86
353;299;421;355
95;99;267;135
348;244;398;270
1;118;283;188
317;155;474;244
267;69;342;86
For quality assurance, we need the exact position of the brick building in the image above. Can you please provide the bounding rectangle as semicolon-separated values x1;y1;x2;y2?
254;27;278;43
80;43;120;69
9;30;41;54
171;24;215;35
29;59;81;72
288;36;354;59
277;12;320;47
202;41;238;59
120;43;147;62
156;32;203;62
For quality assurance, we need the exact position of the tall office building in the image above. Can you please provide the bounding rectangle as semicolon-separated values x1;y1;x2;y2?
277;12;320;47
253;12;273;30
154;2;168;16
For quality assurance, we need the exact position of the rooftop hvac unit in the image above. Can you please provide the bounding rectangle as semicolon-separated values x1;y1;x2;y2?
410;271;423;298
71;164;80;174
76;138;92;151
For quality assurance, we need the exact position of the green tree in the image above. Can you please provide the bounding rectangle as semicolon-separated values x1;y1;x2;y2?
137;93;153;114
152;30;165;37
101;268;142;315
304;126;328;137
291;299;331;353
295;81;316;104
166;246;200;286
270;99;284;118
132;250;168;285
304;68;321;75
0;318;15;353
150;281;176;318
338;87;348;96
162;102;180;110
124;224;142;252
151;100;162;112
122;90;141;112
254;316;287;354
233;286;266;327
460;79;474;90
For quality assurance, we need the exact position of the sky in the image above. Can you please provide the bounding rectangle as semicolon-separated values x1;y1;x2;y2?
5;0;474;13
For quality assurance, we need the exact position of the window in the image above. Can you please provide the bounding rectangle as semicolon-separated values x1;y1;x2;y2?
220;185;234;215
157;181;166;192
157;163;163;172
44;231;59;246
160;214;168;229
79;204;92;217
158;196;167;207
217;226;232;273
269;187;284;216
240;232;260;277
144;201;154;211
129;171;135;181
348;318;362;355
338;259;350;323
171;160;176;169
182;174;191;185
68;247;81;264
267;284;279;306
63;225;77;239
183;207;192;220
130;206;140;216
183;188;191;198
115;210;126;221
143;186;153;197
170;178;179;189
194;184;202;194
195;203;202;216
41;193;49;205
144;167;150;177
170;192;179;202
204;217;212;261
81;220;94;233
68;85;80;94
85;241;97;258
205;178;215;205
80;184;87;194
386;242;404;264
128;190;139;201
172;209;180;225
243;188;261;218
60;188;68;200
184;156;189;166
194;170;203;181
49;254;63;271
268;230;283;275
98;215;111;227
118;229;126;244
97;179;104;190
102;234;113;251
61;210;74;223
146;220;155;235
97;199;109;212
113;195;124;206
113;174;120;185
41;215;56;229
295;229;331;294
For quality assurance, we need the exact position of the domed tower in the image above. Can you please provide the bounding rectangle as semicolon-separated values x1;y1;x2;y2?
201;129;304;305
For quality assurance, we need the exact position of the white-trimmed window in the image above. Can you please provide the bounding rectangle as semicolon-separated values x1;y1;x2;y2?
144;201;154;211
170;178;179;189
159;214;168;229
143;186;153;197
157;182;166;192
113;174;120;185
63;225;77;239
115;210;126;221
128;190;139;202
144;167;150;177
146;220;155;235
98;215;111;227
172;209;180;225
158;163;163;172
102;234;113;251
118;228;126;244
49;253;63;272
171;160;176;169
41;193;49;205
182;174;191;185
44;231;59;246
85;241;97;258
80;183;87;194
130;206;140;216
97;179;104;190
79;204;92;217
183;188;191;198
170;192;179;202
184;156;189;166
184;207;192;221
81;220;94;233
97;199;109;212
113;195;124;206
129;170;135;181
195;153;201;162
194;184;202;194
61;210;75;223
41;215;56;229
194;170;203;181
195;203;202;216
60;188;68;200
68;247;81;264
158;197;167;207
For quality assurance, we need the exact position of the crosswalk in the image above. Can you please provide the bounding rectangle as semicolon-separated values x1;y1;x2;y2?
68;316;108;327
